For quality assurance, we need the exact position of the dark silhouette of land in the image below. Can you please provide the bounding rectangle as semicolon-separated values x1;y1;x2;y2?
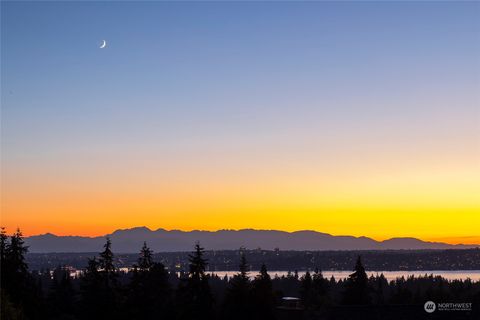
25;227;479;252
2;227;479;320
26;248;480;271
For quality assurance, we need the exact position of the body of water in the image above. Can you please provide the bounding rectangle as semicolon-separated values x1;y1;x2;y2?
208;270;480;282
66;269;480;281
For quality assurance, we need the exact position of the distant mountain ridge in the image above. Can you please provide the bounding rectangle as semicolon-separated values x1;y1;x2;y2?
24;227;479;253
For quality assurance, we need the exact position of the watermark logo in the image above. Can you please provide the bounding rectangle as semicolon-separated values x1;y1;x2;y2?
424;301;436;313
437;302;472;312
424;301;472;313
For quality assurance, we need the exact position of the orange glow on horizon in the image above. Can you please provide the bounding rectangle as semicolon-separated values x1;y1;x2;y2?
2;140;479;245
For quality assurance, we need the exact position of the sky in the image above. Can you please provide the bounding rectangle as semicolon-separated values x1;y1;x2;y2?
1;1;479;244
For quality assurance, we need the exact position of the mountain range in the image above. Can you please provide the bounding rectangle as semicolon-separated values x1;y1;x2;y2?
24;227;479;253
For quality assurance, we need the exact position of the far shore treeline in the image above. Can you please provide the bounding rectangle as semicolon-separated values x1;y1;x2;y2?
1;227;479;320
26;248;480;272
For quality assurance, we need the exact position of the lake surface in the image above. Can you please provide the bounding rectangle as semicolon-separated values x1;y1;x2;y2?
208;270;480;282
68;269;480;281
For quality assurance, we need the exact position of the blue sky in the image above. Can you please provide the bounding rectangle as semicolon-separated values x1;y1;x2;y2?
1;1;480;237
3;1;479;154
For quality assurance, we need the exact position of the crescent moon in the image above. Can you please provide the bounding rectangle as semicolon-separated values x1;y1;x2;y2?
100;40;107;49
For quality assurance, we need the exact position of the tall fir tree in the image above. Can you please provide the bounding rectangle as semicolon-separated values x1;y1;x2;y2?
3;229;29;302
126;242;173;319
0;227;18;319
176;242;214;320
300;271;313;307
0;227;9;297
222;253;252;320
311;269;330;309
6;229;29;280
1;228;43;319
138;241;153;271
98;237;117;287
80;239;120;320
0;227;7;265
251;264;275;320
373;273;388;305
342;256;371;305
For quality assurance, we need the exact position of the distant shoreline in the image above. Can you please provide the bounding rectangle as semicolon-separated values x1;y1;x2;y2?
26;248;480;272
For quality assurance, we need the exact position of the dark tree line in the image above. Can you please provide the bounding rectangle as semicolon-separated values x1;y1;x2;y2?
1;228;44;320
1;228;480;320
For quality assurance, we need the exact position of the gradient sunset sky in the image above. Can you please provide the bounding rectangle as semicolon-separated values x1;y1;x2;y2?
1;1;479;244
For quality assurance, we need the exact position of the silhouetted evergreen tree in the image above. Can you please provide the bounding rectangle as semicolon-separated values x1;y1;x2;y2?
176;242;214;320
0;227;9;311
98;237;117;288
99;238;121;318
390;275;416;305
79;238;120;320
281;270;301;297
5;229;29;296
126;242;173;319
342;256;371;305
300;268;330;312
372;273;388;305
300;271;313;307
0;228;44;320
222;253;252;320
0;227;7;267
138;241;153;271
0;227;23;320
251;264;275;320
312;269;330;306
